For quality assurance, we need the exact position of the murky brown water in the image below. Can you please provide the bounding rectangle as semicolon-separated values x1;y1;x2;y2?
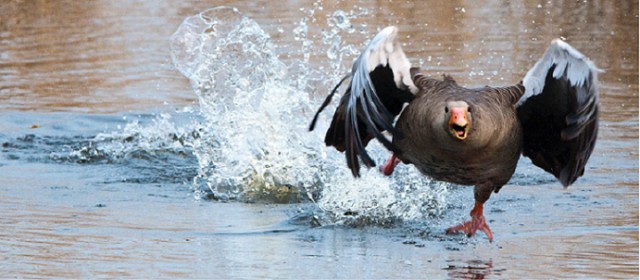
1;0;637;278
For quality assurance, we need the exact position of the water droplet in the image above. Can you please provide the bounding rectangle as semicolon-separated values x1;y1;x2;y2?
329;10;352;30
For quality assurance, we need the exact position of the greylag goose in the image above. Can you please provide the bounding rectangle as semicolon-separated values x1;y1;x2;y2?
309;26;600;241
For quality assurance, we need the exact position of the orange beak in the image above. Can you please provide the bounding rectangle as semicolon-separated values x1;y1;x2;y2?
448;107;470;140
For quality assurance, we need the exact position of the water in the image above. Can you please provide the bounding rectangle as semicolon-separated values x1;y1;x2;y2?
1;1;637;278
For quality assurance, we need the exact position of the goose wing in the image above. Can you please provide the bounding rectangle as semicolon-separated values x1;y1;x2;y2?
517;39;601;186
309;26;417;177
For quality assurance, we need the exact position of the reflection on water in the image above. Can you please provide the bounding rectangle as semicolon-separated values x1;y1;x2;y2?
444;259;496;279
0;0;637;278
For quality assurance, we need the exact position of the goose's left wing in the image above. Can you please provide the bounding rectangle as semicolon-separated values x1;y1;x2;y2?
517;39;601;187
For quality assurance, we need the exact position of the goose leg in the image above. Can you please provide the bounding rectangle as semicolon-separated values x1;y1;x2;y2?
445;201;494;242
380;154;401;176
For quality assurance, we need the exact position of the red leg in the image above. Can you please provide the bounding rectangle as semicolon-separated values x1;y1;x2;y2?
379;154;401;176
446;202;494;242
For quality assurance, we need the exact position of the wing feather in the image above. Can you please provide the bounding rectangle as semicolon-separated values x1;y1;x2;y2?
309;26;416;177
517;39;601;187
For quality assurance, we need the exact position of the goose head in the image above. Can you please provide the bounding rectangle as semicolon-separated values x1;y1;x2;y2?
445;101;471;141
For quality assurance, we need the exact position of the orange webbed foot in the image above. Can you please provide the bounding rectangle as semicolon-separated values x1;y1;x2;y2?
446;202;494;242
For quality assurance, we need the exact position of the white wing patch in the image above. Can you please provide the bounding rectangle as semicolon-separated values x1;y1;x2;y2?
519;39;603;106
363;26;418;94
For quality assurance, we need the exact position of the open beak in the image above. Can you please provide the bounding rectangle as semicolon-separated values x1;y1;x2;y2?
448;108;470;140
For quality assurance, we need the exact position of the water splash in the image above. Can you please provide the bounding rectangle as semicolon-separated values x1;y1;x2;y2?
170;6;325;203
323;10;364;79
164;6;451;224
89;112;198;163
318;161;450;226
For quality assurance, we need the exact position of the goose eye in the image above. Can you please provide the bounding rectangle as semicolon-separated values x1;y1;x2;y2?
444;107;449;113
467;107;472;113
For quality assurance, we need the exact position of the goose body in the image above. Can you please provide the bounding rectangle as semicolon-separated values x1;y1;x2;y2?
309;26;600;241
395;80;523;191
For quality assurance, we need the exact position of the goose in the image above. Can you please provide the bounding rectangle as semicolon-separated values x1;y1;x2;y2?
309;26;600;241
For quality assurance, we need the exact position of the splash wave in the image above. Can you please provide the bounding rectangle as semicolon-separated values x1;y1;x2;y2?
167;6;449;224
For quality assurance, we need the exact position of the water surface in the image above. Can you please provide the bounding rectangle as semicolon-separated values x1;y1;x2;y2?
0;1;637;278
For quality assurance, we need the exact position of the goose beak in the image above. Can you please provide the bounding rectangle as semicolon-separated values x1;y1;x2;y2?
449;108;470;140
